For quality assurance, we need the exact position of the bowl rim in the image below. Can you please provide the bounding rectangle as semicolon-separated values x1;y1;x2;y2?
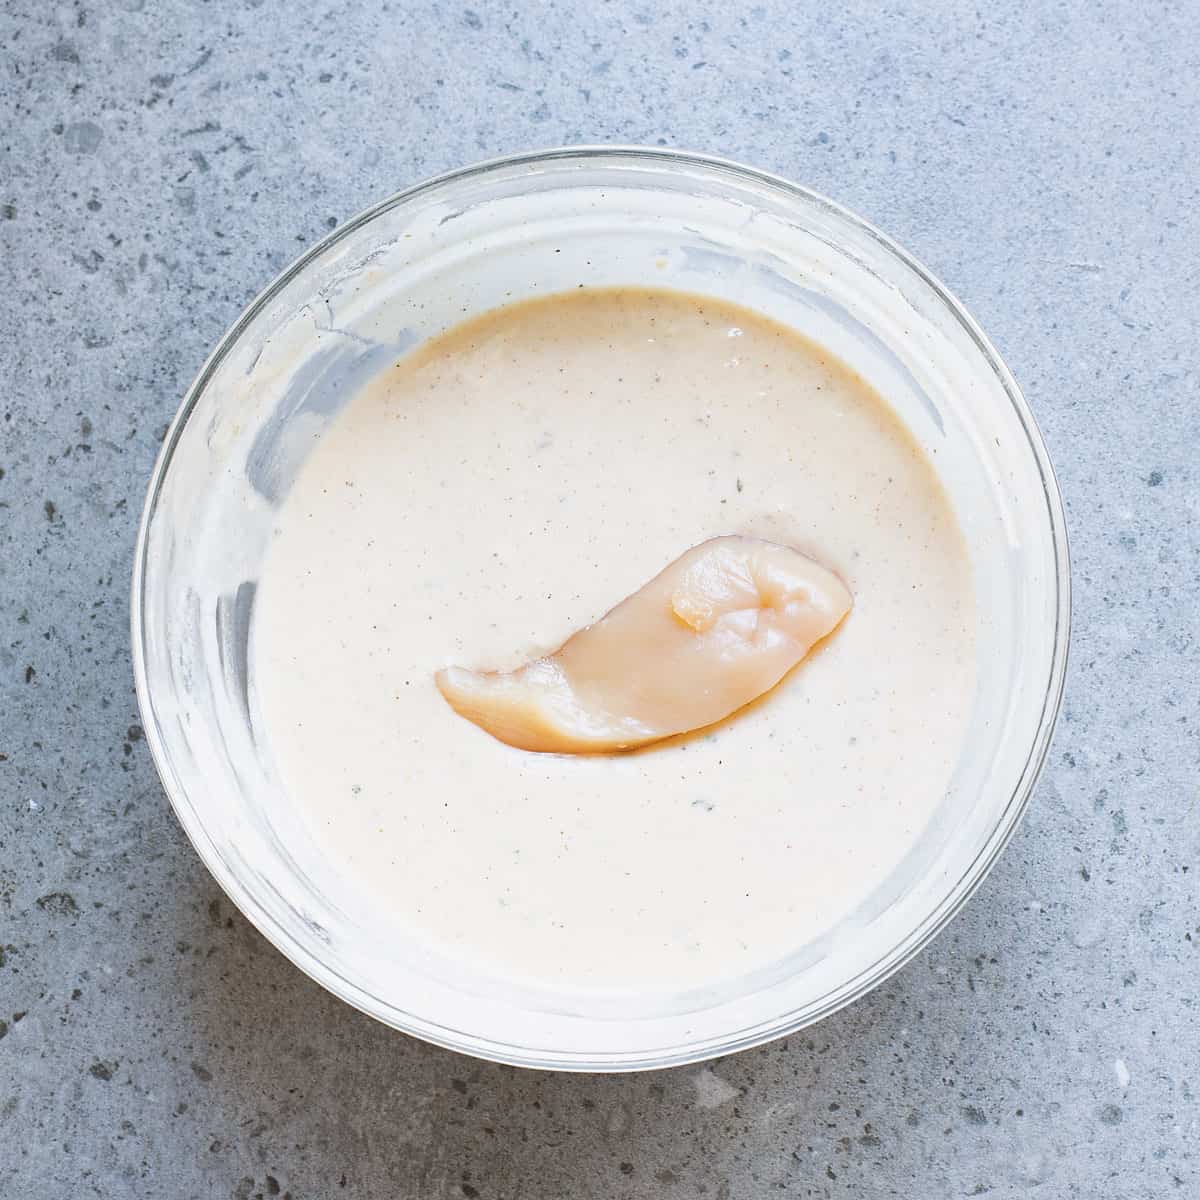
131;144;1071;1072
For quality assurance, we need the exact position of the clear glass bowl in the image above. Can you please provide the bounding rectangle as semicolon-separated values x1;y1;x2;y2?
132;147;1069;1071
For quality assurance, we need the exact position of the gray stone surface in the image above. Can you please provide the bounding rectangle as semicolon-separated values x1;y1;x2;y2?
1;0;1197;1195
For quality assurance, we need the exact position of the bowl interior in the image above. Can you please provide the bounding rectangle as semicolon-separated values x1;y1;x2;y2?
134;148;1067;1070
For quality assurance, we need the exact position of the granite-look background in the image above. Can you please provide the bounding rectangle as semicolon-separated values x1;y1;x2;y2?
2;2;1196;1196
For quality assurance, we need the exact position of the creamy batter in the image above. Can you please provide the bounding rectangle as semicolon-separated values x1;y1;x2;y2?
254;288;975;993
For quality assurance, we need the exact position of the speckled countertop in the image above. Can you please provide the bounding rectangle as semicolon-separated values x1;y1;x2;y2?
2;2;1197;1197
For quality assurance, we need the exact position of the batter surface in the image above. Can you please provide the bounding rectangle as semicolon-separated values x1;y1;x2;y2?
254;287;975;992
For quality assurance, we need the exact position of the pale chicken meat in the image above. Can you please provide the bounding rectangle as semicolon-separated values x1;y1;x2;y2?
435;536;852;753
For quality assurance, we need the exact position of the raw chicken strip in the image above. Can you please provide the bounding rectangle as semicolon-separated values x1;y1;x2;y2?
435;536;852;753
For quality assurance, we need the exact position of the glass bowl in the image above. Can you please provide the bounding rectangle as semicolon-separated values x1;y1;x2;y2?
131;147;1069;1071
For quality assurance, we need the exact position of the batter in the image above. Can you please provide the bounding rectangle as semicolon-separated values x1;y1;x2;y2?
254;288;975;993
